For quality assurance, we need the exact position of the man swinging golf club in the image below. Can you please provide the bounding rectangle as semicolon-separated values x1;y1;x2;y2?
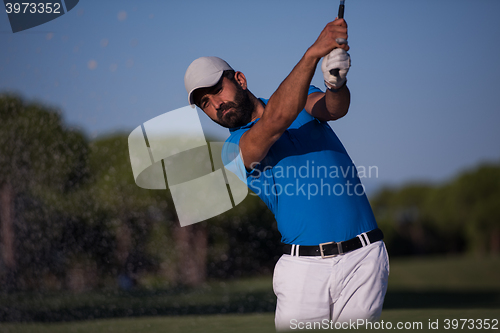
184;17;389;331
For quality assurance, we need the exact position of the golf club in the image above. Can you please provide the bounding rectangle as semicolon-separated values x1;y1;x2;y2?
338;0;345;19
330;0;347;76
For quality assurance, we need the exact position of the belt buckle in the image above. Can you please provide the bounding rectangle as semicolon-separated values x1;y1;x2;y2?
319;241;343;259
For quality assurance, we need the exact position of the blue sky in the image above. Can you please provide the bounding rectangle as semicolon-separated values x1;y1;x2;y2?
1;0;500;194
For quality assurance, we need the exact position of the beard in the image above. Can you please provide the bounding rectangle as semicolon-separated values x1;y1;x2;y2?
215;85;255;128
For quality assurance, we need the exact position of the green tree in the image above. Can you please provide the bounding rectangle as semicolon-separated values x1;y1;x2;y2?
0;94;89;290
371;183;436;256
431;163;500;253
86;134;165;287
371;161;500;256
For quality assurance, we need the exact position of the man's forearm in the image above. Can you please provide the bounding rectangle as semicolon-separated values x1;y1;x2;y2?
237;51;320;169
260;51;320;132
324;84;350;120
307;84;350;121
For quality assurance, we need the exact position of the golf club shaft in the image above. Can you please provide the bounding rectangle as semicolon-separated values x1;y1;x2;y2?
336;0;346;44
338;0;344;19
329;0;346;77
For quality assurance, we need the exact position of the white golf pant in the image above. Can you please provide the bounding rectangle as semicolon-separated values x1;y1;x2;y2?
273;240;389;331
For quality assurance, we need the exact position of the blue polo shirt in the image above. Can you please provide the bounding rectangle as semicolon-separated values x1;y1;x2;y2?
222;86;378;245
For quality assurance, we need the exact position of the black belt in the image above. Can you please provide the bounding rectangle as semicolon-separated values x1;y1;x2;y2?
283;228;384;258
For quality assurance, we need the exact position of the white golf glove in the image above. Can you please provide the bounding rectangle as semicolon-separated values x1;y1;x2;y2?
321;48;351;89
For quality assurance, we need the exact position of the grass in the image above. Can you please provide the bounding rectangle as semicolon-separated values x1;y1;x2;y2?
384;255;500;310
0;255;499;332
0;309;499;333
387;254;500;291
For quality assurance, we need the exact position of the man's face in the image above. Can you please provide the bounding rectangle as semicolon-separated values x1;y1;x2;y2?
194;75;254;128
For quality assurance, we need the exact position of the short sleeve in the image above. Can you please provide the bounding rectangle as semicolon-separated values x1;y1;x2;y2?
308;85;323;95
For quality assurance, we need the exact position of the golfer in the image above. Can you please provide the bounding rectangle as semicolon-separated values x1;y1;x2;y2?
184;18;389;331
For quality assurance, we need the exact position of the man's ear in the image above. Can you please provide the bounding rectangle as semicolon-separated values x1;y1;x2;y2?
234;71;247;90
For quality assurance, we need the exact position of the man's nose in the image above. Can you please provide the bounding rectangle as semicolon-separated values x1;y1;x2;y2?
210;95;224;110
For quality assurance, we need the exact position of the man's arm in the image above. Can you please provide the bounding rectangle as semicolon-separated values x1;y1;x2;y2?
305;84;350;122
239;19;349;170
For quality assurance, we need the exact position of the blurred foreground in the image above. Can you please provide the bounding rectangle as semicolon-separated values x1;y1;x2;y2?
0;255;499;332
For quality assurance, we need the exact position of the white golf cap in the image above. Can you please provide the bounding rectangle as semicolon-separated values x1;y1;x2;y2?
184;56;233;107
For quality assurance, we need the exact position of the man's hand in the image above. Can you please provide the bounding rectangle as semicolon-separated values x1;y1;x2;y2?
304;18;350;121
306;18;349;61
322;48;350;89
